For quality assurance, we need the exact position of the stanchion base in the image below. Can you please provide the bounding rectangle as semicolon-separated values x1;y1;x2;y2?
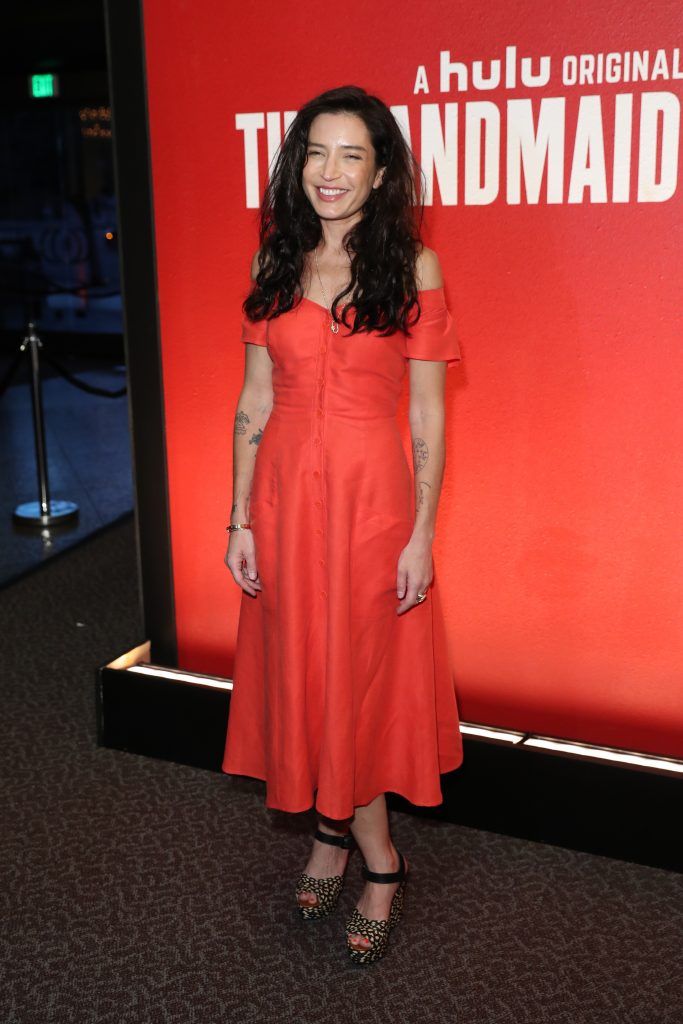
13;500;79;526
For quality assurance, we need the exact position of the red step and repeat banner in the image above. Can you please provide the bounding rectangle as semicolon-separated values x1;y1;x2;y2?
141;0;683;758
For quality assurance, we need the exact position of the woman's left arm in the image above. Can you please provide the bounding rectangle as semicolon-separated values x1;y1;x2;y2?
396;359;448;614
408;360;447;547
396;247;449;613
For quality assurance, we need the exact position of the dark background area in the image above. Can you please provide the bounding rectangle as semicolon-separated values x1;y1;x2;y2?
0;2;121;351
0;2;133;587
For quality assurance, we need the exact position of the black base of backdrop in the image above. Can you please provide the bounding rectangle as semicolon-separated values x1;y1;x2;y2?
97;657;681;874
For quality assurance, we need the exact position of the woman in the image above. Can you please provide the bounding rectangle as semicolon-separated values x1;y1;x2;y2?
223;85;464;965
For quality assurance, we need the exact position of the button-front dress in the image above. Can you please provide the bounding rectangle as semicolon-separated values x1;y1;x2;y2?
222;285;464;820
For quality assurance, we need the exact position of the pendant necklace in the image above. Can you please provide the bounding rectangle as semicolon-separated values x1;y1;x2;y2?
313;246;341;334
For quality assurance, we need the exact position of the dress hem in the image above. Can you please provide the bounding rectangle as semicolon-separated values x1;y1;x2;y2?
221;751;464;819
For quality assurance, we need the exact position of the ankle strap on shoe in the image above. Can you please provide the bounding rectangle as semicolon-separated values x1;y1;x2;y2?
361;850;406;884
314;828;356;850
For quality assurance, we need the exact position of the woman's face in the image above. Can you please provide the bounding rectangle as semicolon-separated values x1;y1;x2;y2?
302;112;385;225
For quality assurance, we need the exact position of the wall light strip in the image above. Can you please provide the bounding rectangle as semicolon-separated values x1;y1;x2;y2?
460;724;525;744
524;737;683;774
126;664;233;691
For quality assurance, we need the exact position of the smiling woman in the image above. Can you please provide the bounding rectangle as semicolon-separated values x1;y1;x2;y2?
304;131;377;210
299;110;389;315
241;85;427;335
223;85;463;966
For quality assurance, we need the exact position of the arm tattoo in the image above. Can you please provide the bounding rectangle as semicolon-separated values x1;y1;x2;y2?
235;409;265;445
416;480;432;509
412;437;429;472
234;409;249;435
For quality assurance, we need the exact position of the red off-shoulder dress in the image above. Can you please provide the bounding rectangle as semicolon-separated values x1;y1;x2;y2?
222;287;464;820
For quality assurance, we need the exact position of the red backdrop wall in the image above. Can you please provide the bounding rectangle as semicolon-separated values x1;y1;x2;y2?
141;0;683;758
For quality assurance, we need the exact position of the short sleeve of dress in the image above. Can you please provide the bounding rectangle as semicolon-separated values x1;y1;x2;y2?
405;287;461;368
240;313;269;347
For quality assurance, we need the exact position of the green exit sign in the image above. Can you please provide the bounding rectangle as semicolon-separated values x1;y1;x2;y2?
30;74;58;99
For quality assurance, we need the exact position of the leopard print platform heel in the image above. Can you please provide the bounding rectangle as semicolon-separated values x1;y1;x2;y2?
295;828;356;920
345;850;408;964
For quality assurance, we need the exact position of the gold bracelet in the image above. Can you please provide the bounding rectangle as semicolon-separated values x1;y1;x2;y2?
226;522;251;532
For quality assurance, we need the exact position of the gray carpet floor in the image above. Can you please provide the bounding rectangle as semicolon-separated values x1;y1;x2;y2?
2;516;682;1024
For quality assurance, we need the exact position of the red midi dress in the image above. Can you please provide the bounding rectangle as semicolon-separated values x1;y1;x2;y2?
222;285;464;820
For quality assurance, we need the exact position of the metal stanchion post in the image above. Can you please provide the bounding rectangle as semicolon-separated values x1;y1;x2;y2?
13;321;79;526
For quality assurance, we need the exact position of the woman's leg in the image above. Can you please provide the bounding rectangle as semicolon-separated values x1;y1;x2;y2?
347;793;402;951
296;813;353;909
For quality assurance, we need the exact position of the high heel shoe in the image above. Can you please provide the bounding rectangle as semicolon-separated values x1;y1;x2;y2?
294;828;356;920
345;849;408;964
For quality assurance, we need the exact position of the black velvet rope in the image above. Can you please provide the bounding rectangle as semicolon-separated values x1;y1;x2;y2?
40;351;127;398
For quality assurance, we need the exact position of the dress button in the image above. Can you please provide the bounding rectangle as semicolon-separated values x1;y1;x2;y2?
316;528;323;536
317;378;325;387
318;559;325;567
320;346;327;354
315;499;322;508
320;590;327;598
317;409;323;417
313;437;321;445
313;470;320;477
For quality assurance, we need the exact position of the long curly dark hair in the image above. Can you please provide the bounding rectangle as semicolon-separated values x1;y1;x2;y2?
243;84;427;337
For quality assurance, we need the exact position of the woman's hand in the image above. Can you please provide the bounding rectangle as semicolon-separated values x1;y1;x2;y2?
396;533;433;614
225;530;262;597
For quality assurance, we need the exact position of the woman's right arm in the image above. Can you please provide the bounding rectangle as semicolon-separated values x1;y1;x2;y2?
225;250;274;596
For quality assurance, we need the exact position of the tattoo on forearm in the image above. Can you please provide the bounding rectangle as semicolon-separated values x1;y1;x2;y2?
235;409;265;446
234;410;249;435
416;480;431;510
413;437;429;472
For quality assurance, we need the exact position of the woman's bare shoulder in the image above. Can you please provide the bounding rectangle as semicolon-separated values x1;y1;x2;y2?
415;245;445;290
